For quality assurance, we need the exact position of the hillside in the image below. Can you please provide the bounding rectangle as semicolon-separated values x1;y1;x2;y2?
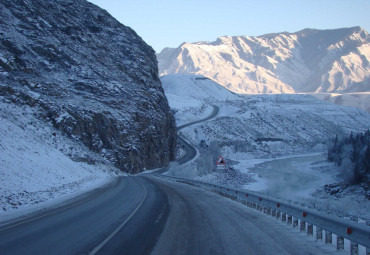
163;74;370;160
0;0;176;174
162;73;370;217
0;99;118;220
158;27;370;96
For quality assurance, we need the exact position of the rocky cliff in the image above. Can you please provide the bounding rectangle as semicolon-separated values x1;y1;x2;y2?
157;27;370;94
0;0;176;173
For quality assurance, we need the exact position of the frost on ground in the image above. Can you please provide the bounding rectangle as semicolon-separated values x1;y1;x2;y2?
229;153;370;219
0;99;119;222
163;73;370;219
161;74;241;126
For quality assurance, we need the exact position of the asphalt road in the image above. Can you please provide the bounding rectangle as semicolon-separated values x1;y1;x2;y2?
177;105;219;131
0;177;168;255
155;105;219;173
148;176;336;255
0;105;220;255
0;104;333;254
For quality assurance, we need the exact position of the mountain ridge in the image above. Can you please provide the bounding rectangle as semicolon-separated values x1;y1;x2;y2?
157;27;370;95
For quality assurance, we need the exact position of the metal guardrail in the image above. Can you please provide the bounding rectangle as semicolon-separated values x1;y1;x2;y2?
159;175;370;254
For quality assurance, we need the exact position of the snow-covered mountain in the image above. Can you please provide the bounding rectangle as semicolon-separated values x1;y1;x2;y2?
158;27;370;96
0;0;176;174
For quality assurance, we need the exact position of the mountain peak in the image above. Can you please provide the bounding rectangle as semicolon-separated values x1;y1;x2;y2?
157;27;370;95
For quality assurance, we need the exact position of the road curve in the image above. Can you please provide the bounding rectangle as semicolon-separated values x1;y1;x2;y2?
155;105;219;173
0;104;220;255
144;103;333;254
178;105;219;131
177;105;219;164
145;176;337;255
0;104;333;255
0;177;168;255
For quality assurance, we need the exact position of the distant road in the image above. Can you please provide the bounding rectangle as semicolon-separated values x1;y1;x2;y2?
0;104;331;254
177;105;219;131
176;105;219;164
156;105;219;172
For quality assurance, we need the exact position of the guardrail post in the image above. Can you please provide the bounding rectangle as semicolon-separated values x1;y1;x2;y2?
293;217;298;228
258;205;262;212
272;209;276;217
300;220;306;232
276;211;281;220
325;231;332;244
337;236;344;250
350;241;358;255
350;216;358;222
263;207;268;214
316;227;322;240
287;215;292;225
267;207;271;215
282;213;286;222
307;223;313;236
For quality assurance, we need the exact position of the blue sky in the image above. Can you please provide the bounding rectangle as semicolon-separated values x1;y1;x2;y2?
88;0;370;53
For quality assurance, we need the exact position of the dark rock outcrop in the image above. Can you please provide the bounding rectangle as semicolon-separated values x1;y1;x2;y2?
0;0;176;173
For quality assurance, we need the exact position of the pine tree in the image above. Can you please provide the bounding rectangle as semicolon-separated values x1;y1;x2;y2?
328;130;370;185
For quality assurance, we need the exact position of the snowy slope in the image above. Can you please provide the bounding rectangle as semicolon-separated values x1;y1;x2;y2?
162;74;240;102
163;74;370;218
0;100;118;222
161;74;240;126
158;27;370;95
163;74;370;159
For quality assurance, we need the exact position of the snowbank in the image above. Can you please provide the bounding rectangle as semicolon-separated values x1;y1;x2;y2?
0;100;119;222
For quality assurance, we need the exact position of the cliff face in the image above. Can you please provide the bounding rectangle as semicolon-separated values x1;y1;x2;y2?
157;27;370;94
0;0;176;173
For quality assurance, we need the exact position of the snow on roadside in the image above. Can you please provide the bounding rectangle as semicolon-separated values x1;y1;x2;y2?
0;100;119;223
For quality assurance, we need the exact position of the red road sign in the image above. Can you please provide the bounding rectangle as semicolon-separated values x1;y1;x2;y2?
216;155;226;165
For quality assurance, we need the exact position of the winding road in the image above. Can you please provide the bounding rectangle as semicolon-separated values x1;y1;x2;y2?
0;105;333;255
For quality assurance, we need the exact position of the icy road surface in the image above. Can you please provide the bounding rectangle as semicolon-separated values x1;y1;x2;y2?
149;176;344;255
0;175;346;255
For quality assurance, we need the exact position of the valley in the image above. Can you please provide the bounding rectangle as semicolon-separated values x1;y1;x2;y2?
162;74;370;219
0;0;369;254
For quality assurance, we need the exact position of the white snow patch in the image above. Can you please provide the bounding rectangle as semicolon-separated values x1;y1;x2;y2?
0;100;119;222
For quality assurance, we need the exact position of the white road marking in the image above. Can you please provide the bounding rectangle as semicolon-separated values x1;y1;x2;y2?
89;178;148;255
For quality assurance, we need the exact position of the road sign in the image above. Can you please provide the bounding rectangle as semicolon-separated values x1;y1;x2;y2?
216;155;226;165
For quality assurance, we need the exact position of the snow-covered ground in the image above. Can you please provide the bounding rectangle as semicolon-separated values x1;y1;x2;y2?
162;73;370;219
161;74;241;126
0;100;119;223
